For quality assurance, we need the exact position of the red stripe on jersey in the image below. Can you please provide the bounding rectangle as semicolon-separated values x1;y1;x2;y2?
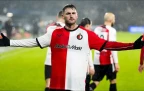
99;25;111;65
50;28;70;89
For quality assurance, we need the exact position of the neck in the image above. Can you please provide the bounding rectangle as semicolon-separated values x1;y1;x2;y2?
104;22;112;26
65;23;78;30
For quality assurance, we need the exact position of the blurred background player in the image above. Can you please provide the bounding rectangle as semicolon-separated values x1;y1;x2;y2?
90;12;119;91
4;19;13;38
79;17;94;91
44;11;65;91
32;19;40;38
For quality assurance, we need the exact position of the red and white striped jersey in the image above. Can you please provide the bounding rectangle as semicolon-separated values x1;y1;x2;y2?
93;25;118;65
45;22;65;65
37;26;106;90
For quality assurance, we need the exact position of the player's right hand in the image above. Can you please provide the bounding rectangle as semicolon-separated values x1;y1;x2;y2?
133;35;144;49
0;33;10;46
138;64;144;73
115;63;120;72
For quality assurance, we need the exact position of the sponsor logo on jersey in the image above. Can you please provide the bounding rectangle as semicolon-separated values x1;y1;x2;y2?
77;33;83;40
55;44;82;50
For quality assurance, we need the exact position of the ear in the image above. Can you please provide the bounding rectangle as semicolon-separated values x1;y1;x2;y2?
62;13;64;19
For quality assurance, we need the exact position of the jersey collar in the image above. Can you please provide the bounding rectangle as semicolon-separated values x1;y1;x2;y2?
64;25;80;32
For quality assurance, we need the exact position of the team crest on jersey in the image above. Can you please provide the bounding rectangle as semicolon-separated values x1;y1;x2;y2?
77;33;83;40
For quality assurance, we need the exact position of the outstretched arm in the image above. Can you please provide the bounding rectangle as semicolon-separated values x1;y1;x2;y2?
102;35;143;51
0;33;50;48
101;41;134;51
88;31;143;51
10;39;38;47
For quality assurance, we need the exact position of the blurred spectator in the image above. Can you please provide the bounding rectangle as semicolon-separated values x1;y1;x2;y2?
32;20;39;38
4;19;13;38
0;20;3;31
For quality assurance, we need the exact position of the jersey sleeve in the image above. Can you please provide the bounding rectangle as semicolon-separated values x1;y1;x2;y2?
89;30;134;51
10;26;55;48
10;39;38;47
37;26;55;48
88;31;106;51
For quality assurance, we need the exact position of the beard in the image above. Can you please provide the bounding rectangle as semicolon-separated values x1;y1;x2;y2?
65;20;76;27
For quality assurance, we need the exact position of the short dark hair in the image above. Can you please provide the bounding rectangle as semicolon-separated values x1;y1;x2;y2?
62;4;77;12
79;18;91;27
57;11;63;18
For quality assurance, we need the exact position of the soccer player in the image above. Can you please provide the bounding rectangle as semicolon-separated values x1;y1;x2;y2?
0;4;144;91
79;17;94;91
90;12;119;91
45;11;65;91
79;17;94;75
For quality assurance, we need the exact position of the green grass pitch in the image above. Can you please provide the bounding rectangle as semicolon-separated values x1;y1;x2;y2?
0;32;144;91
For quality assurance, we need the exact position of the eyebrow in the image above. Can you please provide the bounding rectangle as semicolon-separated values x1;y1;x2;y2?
66;11;76;14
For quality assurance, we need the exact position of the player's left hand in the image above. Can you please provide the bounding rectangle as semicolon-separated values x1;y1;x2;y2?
0;33;10;46
138;64;144;73
115;63;120;72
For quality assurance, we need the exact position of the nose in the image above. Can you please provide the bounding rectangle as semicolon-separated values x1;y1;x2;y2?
70;14;73;17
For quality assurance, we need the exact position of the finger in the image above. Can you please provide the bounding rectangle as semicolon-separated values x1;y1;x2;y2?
138;66;142;73
135;35;143;42
115;69;119;72
139;69;142;73
139;35;143;41
140;67;143;73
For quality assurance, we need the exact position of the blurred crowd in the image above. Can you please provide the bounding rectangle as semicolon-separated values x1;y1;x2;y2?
0;18;50;39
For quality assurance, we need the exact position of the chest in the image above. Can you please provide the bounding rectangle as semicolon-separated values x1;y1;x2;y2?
50;30;89;52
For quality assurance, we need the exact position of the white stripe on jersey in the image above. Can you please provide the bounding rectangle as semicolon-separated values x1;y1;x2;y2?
65;28;90;90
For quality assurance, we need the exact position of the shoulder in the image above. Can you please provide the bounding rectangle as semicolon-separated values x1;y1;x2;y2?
47;25;64;32
46;22;56;28
79;26;88;31
106;26;116;33
106;26;116;31
46;26;57;32
79;26;97;36
56;22;65;27
79;26;93;32
94;25;103;31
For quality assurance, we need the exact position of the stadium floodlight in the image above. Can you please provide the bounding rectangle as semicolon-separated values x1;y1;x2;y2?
6;12;13;17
